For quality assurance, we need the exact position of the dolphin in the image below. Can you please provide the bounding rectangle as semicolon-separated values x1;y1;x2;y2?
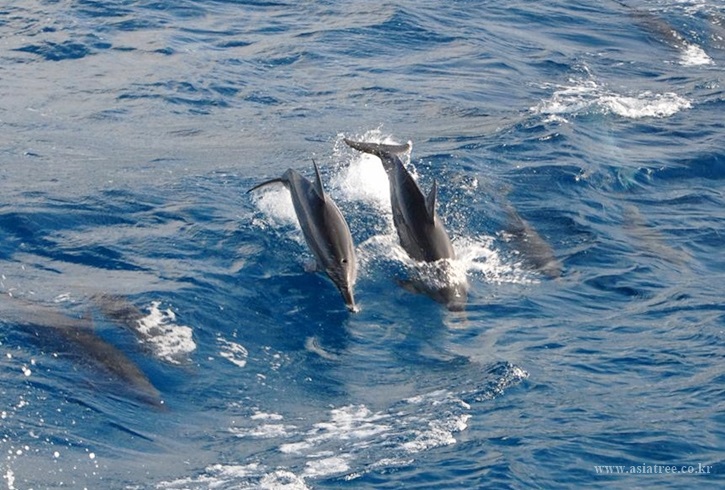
248;160;358;312
502;204;562;279
613;0;699;52
343;138;467;311
3;296;163;407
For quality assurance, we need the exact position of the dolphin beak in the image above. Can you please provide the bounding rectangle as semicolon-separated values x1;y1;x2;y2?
341;288;358;313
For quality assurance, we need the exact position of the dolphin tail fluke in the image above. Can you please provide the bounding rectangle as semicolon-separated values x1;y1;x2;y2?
343;138;411;158
247;177;286;194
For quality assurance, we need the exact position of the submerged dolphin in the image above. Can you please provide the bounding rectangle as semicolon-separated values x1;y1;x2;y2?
502;204;562;279
343;138;467;311
3;296;163;407
248;160;358;312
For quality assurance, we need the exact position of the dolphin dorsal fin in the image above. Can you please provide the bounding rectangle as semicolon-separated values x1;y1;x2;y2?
311;159;326;200
425;180;438;224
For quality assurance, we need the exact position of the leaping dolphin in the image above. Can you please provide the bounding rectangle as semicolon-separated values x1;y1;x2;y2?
248;160;358;312
343;138;467;311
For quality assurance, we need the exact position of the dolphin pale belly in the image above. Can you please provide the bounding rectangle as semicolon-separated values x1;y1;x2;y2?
343;138;467;311
249;160;359;312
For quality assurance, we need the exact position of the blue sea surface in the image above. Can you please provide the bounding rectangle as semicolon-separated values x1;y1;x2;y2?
1;0;723;488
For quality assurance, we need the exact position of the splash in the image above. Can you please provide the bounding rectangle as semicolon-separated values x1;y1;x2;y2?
249;185;298;230
218;337;248;368
678;42;713;66
600;91;692;118
136;301;196;364
531;79;691;120
4;469;15;490
328;128;404;208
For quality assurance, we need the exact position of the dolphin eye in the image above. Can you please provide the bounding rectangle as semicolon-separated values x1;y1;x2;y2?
341;258;348;264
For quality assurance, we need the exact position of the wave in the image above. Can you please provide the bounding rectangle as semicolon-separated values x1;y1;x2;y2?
531;78;691;121
158;361;528;488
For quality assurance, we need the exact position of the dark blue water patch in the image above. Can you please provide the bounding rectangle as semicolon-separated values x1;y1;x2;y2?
377;9;459;46
15;41;91;61
117;80;235;111
62;244;148;271
584;267;660;300
359;84;404;95
111;17;165;32
594;431;711;465
655;152;725;181
325;8;458;60
75;0;133;19
217;39;253;49
140;1;208;20
244;91;281;105
88;108;131;121
0;209;131;241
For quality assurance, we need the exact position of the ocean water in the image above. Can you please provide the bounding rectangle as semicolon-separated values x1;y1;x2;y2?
1;0;723;488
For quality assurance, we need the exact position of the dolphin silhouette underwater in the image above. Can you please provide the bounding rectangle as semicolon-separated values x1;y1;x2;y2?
248;160;359;312
502;203;562;279
343;138;467;311
3;296;163;407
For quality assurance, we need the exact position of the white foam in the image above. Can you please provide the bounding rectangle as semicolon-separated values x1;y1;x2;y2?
600;91;692;118
158;463;310;490
230;423;296;439
136;301;196;364
303;456;350;478
402;414;471;453
532;79;691;120
330;130;396;208
4;469;15;490
679;42;713;65
455;235;535;285
251;412;284;421
250;185;298;229
279;441;313;455
280;405;391;455
259;470;309;490
317;405;391;441
217;337;248;368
